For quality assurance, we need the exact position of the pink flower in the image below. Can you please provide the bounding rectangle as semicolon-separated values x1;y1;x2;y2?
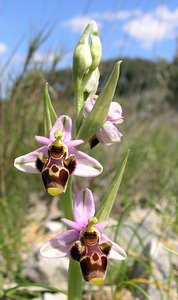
14;116;103;195
40;188;127;284
83;95;123;146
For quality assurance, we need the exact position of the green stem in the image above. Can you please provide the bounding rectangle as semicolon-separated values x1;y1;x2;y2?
60;177;73;220
59;178;83;300
68;259;83;300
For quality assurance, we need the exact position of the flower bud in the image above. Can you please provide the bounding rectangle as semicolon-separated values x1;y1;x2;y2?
73;23;92;82
90;21;102;71
85;67;100;96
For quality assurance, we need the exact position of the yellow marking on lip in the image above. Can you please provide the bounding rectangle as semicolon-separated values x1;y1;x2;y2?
47;187;63;196
90;278;104;286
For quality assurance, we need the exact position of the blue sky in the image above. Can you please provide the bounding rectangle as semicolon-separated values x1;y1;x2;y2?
0;0;178;72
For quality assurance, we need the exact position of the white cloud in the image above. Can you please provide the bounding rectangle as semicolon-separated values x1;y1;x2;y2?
12;51;59;65
61;9;141;33
61;15;101;33
61;5;178;50
123;5;178;49
92;9;141;21
61;10;141;33
33;52;57;63
0;43;7;54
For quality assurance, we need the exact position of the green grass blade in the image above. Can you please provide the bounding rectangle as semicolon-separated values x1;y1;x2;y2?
5;283;67;296
119;280;152;300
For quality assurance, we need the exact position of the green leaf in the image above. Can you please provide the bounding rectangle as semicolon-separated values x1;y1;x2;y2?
43;82;57;136
68;259;82;300
96;150;129;221
77;61;122;140
5;283;67;297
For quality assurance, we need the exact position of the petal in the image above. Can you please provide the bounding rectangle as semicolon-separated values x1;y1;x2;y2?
96;122;122;145
62;218;82;231
95;221;109;230
40;229;79;258
14;146;48;173
83;97;96;118
35;135;52;145
74;188;95;227
49;115;72;142
66;139;84;147
69;147;103;177
107;102;123;124
100;233;127;260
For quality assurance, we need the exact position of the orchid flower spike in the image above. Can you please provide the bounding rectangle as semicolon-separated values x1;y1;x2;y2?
14;116;103;196
83;95;123;147
40;188;127;284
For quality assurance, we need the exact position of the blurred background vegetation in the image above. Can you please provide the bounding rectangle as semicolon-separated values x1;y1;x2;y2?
0;28;178;299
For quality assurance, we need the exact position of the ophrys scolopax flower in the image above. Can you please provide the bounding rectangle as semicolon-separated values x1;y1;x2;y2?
40;188;127;284
14;116;103;195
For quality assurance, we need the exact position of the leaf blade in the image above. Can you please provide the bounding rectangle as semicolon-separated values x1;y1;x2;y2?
96;149;130;221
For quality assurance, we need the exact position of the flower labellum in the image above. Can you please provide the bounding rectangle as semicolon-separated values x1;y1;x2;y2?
70;217;112;284
40;189;127;283
36;132;76;196
14;116;103;196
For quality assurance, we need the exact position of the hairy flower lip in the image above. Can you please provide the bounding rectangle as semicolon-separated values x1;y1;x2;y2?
14;115;103;179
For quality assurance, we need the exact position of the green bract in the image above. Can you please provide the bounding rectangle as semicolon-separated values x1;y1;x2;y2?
77;61;122;140
73;23;92;83
43;83;57;136
96;150;130;221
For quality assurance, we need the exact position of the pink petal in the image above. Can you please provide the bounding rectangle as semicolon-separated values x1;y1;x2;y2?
74;188;95;227
49;115;72;142
95;221;109;230
100;233;127;260
69;147;103;177
66;139;84;147
35;135;52;145
14;146;48;173
96;121;122;145
40;230;79;258
61;218;82;231
83;97;96;118
107;102;123;124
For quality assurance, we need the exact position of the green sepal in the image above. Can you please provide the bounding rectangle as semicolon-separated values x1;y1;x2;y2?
90;20;102;71
73;23;92;117
43;82;57;136
96;150;130;222
76;61;122;140
73;23;92;84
